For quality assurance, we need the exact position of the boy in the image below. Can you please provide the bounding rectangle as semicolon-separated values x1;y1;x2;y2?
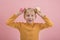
6;7;53;40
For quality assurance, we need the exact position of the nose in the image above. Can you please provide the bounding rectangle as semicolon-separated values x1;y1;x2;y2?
29;15;33;18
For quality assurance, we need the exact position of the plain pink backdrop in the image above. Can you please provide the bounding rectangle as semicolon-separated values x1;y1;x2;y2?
0;0;60;40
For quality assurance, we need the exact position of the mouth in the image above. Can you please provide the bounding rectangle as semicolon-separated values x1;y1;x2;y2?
28;20;33;22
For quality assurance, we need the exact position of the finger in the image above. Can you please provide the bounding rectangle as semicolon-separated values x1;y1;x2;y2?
35;7;41;11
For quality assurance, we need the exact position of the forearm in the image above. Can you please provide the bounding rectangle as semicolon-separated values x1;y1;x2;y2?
6;13;20;24
37;11;53;26
6;13;21;28
41;14;53;26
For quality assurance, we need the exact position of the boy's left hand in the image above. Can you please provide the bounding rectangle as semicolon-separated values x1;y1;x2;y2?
35;7;45;17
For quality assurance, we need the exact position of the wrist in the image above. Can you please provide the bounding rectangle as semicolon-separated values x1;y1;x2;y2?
40;14;46;17
15;12;21;16
38;13;45;17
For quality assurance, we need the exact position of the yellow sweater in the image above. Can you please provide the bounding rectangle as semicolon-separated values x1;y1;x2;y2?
6;14;53;40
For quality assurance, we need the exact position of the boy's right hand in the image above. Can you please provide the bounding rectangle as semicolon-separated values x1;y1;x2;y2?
16;8;24;16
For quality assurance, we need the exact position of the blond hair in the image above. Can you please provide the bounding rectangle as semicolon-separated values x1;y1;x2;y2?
24;8;37;18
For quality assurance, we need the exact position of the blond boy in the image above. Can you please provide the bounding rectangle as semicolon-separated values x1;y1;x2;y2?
6;7;53;40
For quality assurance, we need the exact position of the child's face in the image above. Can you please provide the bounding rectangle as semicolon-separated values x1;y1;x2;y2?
24;9;36;23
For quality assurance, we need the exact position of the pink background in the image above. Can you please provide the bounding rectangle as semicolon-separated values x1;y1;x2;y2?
0;0;60;40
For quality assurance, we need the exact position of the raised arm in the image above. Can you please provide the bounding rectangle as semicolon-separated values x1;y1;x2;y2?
35;7;53;30
39;15;53;30
6;8;24;29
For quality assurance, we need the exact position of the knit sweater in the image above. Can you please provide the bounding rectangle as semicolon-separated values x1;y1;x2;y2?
6;14;53;40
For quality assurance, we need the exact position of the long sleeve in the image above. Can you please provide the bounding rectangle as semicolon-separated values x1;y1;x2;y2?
39;16;53;30
6;14;21;29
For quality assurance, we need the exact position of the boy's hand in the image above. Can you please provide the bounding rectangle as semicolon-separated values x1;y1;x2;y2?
16;8;24;16
35;7;45;17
